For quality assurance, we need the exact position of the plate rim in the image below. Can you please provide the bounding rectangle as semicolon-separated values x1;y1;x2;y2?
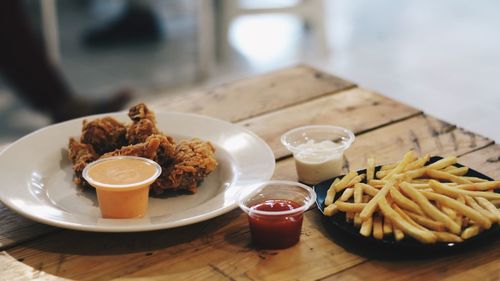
0;110;275;232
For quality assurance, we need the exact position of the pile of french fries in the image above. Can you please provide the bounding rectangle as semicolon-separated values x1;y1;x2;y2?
323;151;500;244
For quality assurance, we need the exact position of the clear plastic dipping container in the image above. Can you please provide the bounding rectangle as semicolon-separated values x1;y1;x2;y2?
281;125;355;185
238;180;316;249
83;156;161;219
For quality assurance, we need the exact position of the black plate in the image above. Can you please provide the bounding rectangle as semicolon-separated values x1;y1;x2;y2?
314;156;499;258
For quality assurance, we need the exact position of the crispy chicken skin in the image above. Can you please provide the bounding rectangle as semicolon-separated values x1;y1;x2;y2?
128;103;156;123
126;103;160;144
81;116;127;154
101;134;175;163
152;139;217;194
68;137;99;186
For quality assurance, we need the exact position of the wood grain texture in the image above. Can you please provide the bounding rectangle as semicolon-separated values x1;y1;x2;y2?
152;65;355;122
5;209;364;281
238;87;421;159
343;114;493;172
457;143;500;179
0;204;55;250
0;251;65;280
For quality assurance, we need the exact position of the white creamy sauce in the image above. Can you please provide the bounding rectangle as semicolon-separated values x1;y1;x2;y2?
293;140;344;184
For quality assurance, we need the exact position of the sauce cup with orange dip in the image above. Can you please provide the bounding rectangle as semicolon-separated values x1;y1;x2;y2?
83;156;161;219
238;180;316;249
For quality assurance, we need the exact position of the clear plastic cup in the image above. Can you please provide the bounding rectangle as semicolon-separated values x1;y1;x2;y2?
82;156;161;219
238;180;316;249
281;125;355;185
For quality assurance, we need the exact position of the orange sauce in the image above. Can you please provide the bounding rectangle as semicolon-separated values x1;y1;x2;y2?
83;157;161;219
87;158;158;186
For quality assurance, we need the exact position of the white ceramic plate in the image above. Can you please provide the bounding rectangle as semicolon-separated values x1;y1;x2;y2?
0;111;275;232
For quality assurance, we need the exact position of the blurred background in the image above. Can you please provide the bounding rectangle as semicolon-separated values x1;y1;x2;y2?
0;0;499;143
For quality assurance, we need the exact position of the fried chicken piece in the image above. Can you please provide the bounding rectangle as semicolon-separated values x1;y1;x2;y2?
81;116;127;154
152;139;217;194
126;103;160;144
101;134;176;164
128;103;156;123
68;137;99;186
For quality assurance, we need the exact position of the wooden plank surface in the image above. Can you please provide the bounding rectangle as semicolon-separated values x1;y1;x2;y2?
4;115;497;281
152;65;355;122
239;87;421;159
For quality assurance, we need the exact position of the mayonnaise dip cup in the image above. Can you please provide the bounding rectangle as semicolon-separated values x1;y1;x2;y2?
82;156;162;219
281;125;354;185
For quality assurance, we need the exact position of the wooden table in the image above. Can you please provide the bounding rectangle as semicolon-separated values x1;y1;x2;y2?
1;65;499;280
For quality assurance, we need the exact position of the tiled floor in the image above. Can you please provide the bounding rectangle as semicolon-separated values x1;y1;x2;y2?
0;0;498;143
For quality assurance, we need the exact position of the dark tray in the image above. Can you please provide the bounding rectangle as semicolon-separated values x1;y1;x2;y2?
313;156;499;259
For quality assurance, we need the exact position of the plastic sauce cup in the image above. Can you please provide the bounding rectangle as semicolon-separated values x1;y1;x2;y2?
281;125;355;185
82;156;161;219
238;180;316;249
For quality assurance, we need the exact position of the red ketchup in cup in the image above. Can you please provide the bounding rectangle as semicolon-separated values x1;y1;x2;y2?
248;199;303;249
239;181;316;249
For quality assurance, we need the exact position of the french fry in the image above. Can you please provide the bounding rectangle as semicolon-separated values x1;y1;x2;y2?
460;176;488;183
368;179;386;187
475;197;500;222
420;190;492;230
334;202;367;213
393;226;405;241
357;183;378;197
353;184;363;227
432;231;463;243
359;216;373;237
366;157;375;181
464;195;498;223
389;186;424;215
346;174;365;189
392;203;427;231
324;178;340;206
429;180;500;200
461;225;481;240
405;154;430;171
373;216;384;240
383;151;415;180
406;211;446;231
455;181;500;191
339;188;355;202
426;169;473;184
383;217;393;235
400;182;461;234
445;166;469;176
323;204;339;216
359;180;395;221
334;171;358;193
404;156;457;179
380;162;397;171
378;197;437;243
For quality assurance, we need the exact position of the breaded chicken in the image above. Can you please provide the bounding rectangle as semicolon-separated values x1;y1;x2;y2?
68;137;99;186
101;134;176;164
152;139;217;194
68;103;218;194
81;116;127;154
126;103;160;144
